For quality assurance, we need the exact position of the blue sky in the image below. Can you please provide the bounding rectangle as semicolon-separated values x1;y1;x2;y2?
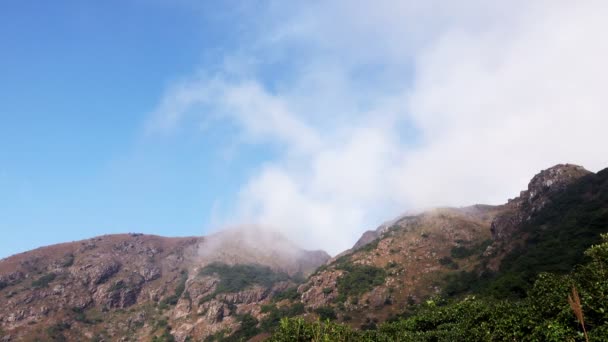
0;1;269;257
2;1;607;257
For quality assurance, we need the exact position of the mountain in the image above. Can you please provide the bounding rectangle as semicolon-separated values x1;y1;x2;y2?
1;163;607;341
269;164;608;341
293;164;605;326
0;229;329;341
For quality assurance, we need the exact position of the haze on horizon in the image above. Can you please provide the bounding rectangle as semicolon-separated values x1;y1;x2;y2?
1;0;608;258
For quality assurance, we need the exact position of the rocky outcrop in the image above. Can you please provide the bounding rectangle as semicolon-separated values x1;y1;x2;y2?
93;274;145;309
85;260;121;285
490;164;591;242
138;263;161;282
300;270;344;308
352;231;380;251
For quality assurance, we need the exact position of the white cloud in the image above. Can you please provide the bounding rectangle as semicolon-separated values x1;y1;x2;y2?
151;0;608;255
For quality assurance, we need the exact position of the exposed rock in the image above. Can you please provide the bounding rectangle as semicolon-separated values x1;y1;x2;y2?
173;323;194;342
139;264;161;282
88;260;121;285
352;230;380;250
186;276;218;300
300;270;344;308
217;285;270;305
491;164;590;242
173;298;192;320
198;300;228;324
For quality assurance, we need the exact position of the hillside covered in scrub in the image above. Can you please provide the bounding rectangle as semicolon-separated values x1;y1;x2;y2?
270;233;608;341
0;164;607;341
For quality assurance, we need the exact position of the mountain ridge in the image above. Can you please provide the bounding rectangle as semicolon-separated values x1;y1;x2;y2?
1;163;606;341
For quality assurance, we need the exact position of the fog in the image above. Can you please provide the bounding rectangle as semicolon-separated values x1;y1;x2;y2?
152;1;608;255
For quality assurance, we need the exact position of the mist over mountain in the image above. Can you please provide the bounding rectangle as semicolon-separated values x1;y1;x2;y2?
1;163;607;341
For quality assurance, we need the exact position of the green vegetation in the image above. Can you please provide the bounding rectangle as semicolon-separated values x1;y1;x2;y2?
46;322;71;341
161;270;188;306
334;262;386;303
152;327;175;342
71;307;101;325
260;303;306;331
314;306;337;321
211;314;260;342
204;330;229;342
445;169;608;299
269;233;608;341
359;239;380;252
109;280;127;292
32;273;57;288
450;239;491;259
268;318;360;341
61;253;75;267
492;170;608;295
274;286;300;301
386;261;398;268
438;256;458;269
199;263;290;299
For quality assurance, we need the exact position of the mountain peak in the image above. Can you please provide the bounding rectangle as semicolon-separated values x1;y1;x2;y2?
525;163;590;201
198;226;330;276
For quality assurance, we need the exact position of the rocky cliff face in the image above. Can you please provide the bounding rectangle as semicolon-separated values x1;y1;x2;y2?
484;164;591;269
0;229;329;341
490;164;591;241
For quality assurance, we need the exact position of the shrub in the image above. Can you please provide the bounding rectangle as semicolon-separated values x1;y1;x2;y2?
386;261;398;268
32;273;56;288
359;239;380;252
260;303;306;332
268;318;360;341
46;322;70;341
450;240;491;259
71;307;95;325
152;328;175;342
199;263;290;297
335;263;386;302
439;257;459;269
61;254;75;267
109;281;127;292
223;314;260;341
161;270;188;306
274;287;300;301
315;306;337;321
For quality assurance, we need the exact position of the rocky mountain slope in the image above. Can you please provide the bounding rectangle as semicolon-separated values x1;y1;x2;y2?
290;164;604;327
1;163;606;341
0;229;329;341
